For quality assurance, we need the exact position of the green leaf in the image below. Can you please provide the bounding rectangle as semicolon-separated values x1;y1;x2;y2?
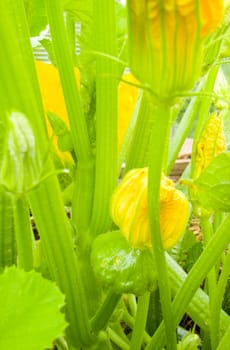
91;231;158;295
193;151;230;211
0;266;67;350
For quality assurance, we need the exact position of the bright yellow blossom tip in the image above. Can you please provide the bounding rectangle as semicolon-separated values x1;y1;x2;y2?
127;0;224;98
195;112;226;178
111;168;190;250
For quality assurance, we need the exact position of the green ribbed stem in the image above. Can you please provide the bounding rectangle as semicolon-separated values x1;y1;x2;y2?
29;179;93;348
90;291;121;334
45;0;94;232
122;308;152;344
130;292;150;350
201;216;218;348
89;0;118;235
148;103;177;350
146;212;230;349
13;196;34;271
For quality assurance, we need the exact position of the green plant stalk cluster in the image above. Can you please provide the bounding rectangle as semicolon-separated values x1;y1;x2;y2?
0;0;93;347
45;0;94;234
0;0;229;349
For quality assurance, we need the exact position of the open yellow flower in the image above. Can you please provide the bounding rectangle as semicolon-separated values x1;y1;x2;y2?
111;167;189;249
127;0;224;99
194;112;226;178
35;60;138;160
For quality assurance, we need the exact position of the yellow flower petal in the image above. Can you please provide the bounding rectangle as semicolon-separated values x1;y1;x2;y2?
111;168;189;249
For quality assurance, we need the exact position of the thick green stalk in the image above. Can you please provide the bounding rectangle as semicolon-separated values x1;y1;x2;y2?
146;213;230;349
0;1;92;347
148;103;177;350
90;291;121;334
45;0;94;232
13;196;34;271
29;179;93;348
130;292;150;350
89;0;118;235
122;308;151;345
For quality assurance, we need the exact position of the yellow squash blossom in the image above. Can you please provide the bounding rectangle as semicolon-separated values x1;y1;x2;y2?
127;0;224;99
194;112;226;178
111;167;189;249
35;60;138;160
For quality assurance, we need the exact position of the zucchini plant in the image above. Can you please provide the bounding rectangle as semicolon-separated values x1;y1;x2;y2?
0;1;229;350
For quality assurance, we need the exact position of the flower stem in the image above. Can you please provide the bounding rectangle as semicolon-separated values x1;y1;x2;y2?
200;216;218;348
148;103;177;350
130;292;150;350
90;291;121;334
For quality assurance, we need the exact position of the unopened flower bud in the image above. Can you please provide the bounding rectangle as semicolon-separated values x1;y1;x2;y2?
1;112;42;194
127;0;224;100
